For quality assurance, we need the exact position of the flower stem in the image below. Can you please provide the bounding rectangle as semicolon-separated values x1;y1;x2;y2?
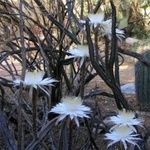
84;118;99;150
32;87;38;138
68;119;73;150
80;58;86;98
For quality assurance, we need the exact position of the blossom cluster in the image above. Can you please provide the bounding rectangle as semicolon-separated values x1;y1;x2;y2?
105;109;143;150
49;94;143;149
13;72;91;126
67;12;125;62
80;12;125;41
15;69;143;149
13;71;143;150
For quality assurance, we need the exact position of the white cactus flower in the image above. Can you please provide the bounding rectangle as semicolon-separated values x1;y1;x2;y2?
105;126;141;150
100;19;125;40
85;12;125;40
88;13;104;25
14;71;58;89
68;45;89;58
109;109;143;132
50;96;91;127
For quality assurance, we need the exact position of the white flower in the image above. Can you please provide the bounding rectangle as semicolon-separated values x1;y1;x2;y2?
86;12;125;40
109;109;143;132
14;71;58;89
105;126;141;150
50;96;91;127
88;13;104;25
100;19;125;40
68;45;89;58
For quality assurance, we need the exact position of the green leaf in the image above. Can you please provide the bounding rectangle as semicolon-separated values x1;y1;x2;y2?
118;17;128;29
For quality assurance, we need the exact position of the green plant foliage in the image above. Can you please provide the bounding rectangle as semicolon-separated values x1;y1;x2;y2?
115;0;150;38
118;17;128;29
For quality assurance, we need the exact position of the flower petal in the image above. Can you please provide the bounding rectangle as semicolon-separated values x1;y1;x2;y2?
49;96;91;127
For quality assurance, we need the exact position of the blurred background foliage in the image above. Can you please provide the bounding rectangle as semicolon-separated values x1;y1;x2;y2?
0;0;149;39
95;0;150;39
117;0;150;39
78;0;150;38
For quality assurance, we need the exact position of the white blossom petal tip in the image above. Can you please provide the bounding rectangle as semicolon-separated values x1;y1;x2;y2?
39;77;59;86
79;20;86;24
50;96;91;127
105;126;142;150
68;45;89;58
